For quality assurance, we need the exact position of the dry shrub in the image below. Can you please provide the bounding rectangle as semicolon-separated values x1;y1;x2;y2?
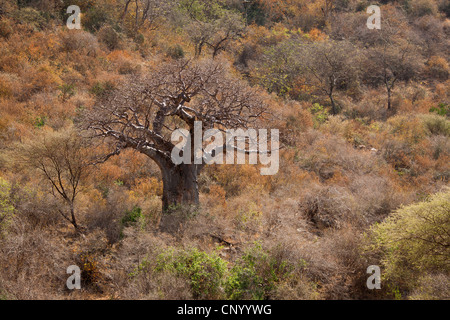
71;230;110;292
435;81;450;100
381;138;413;171
420;114;450;137
262;196;308;242
0;72;21;99
429;134;450;160
320;115;350;137
97;25;121;51
0;215;70;299
299;184;358;230
107;50;141;75
409;274;450;300
131;176;162;194
276;100;314;146
298;130;381;181
426;56;449;80
400;83;428;105
84;202;122;245
121;270;193;300
11;185;62;229
318;226;383;299
179;211;229;246
202;184;227;212
60;30;99;57
386;115;428;142
224;240;318;300
409;0;439;17
18;63;61;100
344;89;388;121
349;174;401;220
11;7;47;31
91;147;155;184
158;205;202;236
202;164;269;197
233;201;264;233
0;32;28;73
109;227;192;299
294;225;382;300
83;184;154;245
25;92;76;128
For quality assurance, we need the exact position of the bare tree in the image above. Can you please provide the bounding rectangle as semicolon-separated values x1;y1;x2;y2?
11;128;93;231
297;40;357;115
364;44;421;111
85;59;266;211
187;11;245;58
321;0;336;31
121;0;173;31
360;10;422;111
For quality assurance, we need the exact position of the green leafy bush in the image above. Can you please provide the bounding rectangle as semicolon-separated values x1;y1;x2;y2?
366;188;450;298
429;103;449;117
89;81;115;97
155;247;228;299
166;44;185;60
34;116;46;128
310;103;329;127
225;243;296;300
121;206;143;226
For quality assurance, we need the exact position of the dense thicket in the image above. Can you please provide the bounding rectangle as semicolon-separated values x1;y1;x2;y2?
0;0;448;300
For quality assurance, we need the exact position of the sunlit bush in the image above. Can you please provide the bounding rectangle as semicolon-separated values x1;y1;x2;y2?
155;247;228;299
366;188;450;298
225;242;306;300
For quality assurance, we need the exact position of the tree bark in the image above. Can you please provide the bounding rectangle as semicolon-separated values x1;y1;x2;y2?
121;0;132;21
329;93;337;115
69;203;78;229
160;163;200;212
387;87;392;110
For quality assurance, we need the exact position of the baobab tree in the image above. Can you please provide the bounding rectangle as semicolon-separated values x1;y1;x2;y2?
85;59;266;211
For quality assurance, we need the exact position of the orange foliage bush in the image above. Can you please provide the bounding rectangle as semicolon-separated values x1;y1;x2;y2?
426;56;449;80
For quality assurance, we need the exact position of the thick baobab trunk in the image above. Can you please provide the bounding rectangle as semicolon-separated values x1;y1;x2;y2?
160;163;200;212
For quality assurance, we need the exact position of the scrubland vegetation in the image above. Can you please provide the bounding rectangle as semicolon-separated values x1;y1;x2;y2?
0;0;448;300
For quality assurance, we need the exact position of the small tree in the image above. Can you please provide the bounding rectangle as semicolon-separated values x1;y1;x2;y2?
11;128;93;231
120;0;173;31
359;6;422;111
181;1;245;58
297;40;358;115
85;58;266;212
364;44;421;111
251;39;302;97
193;11;245;58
